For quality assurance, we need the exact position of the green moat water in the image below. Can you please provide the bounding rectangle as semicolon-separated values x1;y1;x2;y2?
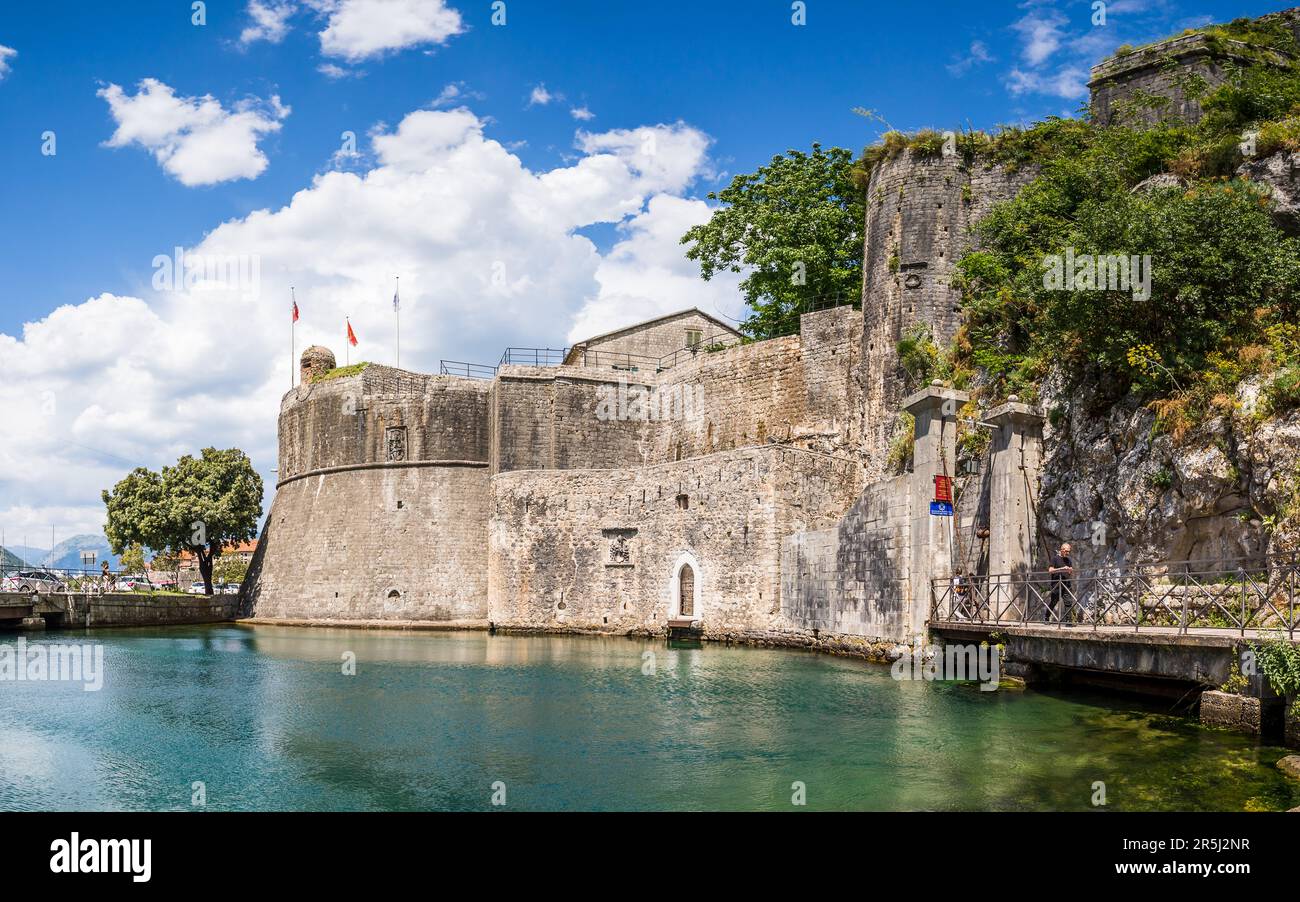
1;625;1296;812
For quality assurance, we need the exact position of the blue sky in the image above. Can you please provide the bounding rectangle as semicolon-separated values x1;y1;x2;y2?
0;0;1279;538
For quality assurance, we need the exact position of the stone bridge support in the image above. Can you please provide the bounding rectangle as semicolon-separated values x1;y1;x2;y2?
904;383;969;638
985;398;1045;619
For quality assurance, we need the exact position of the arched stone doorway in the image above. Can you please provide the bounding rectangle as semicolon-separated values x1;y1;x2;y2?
670;553;702;620
679;564;695;617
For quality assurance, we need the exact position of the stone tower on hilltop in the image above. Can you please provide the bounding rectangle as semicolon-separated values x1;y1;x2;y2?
1089;7;1300;127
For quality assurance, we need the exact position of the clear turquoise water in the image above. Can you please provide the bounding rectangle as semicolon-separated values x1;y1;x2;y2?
1;625;1296;812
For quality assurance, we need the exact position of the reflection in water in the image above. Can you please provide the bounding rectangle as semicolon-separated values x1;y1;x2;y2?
0;625;1296;812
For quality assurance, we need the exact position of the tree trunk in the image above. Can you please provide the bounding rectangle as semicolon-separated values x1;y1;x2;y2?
198;549;214;596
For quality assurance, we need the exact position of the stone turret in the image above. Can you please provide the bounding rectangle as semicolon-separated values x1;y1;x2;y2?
1089;10;1299;128
859;148;1036;475
300;346;336;384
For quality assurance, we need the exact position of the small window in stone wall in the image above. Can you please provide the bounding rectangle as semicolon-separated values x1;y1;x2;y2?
685;329;702;348
676;494;689;510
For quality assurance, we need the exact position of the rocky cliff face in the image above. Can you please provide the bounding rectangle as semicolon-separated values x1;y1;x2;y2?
1033;149;1300;571
1239;150;1300;235
1037;372;1300;571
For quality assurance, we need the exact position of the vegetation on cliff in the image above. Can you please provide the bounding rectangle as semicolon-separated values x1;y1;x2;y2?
945;29;1300;443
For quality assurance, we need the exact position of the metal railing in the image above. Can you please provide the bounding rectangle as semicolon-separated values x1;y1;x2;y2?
931;555;1300;637
440;360;498;379
569;348;664;372
1;564;232;597
499;347;570;368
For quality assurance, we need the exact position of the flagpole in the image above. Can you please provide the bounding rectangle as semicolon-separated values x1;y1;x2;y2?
346;317;350;367
290;287;296;390
395;276;401;369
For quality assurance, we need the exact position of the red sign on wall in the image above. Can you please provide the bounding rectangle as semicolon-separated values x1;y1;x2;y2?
934;475;953;504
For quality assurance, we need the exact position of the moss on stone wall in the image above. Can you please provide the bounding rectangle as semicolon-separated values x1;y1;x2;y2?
312;362;370;383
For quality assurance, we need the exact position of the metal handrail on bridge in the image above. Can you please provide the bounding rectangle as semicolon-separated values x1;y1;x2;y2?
1;563;217;597
931;555;1299;637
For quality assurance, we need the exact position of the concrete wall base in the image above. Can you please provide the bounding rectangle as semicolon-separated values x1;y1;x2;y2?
1201;689;1286;738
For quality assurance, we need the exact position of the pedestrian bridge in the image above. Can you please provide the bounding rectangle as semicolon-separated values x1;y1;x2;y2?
928;556;1300;691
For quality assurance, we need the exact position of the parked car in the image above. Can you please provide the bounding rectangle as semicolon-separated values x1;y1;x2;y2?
1;570;68;593
114;575;153;592
217;583;242;595
186;582;208;595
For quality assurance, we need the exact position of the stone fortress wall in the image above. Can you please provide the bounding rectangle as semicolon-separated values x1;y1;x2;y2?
245;306;875;637
244;8;1287;649
489;446;861;638
1089;8;1300;128
859;150;1037;475
243;365;493;624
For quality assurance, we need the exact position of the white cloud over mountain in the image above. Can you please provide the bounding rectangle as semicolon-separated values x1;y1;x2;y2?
0;107;739;538
98;79;290;186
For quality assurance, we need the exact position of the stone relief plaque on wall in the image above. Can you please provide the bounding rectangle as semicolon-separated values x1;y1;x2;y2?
603;529;637;568
386;426;408;462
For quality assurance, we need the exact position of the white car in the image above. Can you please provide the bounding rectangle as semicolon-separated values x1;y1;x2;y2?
186;582;208;595
2;570;68;593
114;575;153;592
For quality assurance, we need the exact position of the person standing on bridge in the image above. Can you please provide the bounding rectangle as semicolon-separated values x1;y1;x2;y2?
1048;543;1074;624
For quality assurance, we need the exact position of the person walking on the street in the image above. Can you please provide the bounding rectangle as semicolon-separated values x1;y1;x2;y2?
100;560;112;594
1047;543;1074;624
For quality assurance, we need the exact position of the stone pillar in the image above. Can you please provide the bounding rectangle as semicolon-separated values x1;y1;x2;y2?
986;398;1045;580
903;382;969;639
985;398;1044;621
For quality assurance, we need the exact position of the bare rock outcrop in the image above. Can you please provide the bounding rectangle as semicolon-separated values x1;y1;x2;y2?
1035;372;1300;570
1238;151;1300;235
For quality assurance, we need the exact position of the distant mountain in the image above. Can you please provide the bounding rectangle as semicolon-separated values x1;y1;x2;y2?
4;535;120;571
1;547;26;569
5;546;46;566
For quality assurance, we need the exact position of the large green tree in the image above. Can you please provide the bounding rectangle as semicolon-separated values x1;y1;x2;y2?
681;143;865;339
102;448;263;596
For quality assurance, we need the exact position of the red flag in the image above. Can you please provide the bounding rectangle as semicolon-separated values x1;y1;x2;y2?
347;320;358;347
292;300;299;323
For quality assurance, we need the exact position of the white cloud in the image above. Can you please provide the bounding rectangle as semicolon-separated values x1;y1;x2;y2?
570;106;596;121
312;0;465;62
240;0;296;45
529;84;556;106
1012;9;1067;66
1006;65;1089;99
947;40;994;77
0;107;722;538
567;194;743;343
317;62;361;79
98;79;290;186
431;82;480;107
0;44;15;80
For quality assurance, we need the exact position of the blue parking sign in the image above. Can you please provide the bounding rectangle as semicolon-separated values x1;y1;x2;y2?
930;502;954;517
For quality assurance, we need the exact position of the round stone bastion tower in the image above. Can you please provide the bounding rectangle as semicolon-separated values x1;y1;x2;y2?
240;349;492;624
